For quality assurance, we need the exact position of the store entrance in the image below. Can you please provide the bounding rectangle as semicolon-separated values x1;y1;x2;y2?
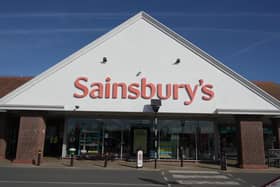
44;119;64;157
132;128;149;155
5;116;19;160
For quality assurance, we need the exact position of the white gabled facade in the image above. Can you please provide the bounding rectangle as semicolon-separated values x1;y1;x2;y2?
0;12;280;114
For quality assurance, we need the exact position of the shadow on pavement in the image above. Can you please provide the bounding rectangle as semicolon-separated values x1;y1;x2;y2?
62;163;71;167
119;163;136;168
92;163;105;168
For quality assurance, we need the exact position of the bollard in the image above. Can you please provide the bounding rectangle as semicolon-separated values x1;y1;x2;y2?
37;150;42;166
70;153;74;167
69;148;76;167
136;149;143;168
220;150;227;170
104;152;108;167
154;152;157;169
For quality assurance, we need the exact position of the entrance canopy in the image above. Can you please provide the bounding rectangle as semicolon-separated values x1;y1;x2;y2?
0;12;280;115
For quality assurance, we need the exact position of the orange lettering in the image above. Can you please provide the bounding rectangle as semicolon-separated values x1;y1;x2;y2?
128;83;140;99
73;77;89;98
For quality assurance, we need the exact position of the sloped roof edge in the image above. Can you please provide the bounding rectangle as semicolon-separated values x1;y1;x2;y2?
0;12;144;104
1;11;280;110
141;12;280;110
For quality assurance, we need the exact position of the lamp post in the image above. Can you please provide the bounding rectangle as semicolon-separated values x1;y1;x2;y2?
150;99;161;169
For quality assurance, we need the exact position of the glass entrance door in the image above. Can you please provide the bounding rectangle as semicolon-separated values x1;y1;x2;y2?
132;128;148;154
44;118;64;157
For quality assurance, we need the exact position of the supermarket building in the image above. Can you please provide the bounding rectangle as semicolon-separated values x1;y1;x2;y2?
0;12;280;169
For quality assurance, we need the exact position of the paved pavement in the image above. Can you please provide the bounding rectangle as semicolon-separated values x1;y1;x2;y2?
0;158;279;186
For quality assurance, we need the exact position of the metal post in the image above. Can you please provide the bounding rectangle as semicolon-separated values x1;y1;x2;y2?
69;148;76;167
61;120;68;158
37;150;42;166
104;152;108;167
220;150;227;170
102;126;105;156
154;114;158;169
195;125;198;161
154;154;157;169
180;146;184;167
120;127;123;160
220;139;227;170
70;153;74;167
150;99;161;169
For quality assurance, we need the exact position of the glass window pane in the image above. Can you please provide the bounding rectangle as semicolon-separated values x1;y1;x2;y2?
197;121;215;160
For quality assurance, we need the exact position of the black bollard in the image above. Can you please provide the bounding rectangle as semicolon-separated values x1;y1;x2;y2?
104;153;108;167
180;146;184;167
70;153;74;167
154;151;157;169
37;150;42;166
220;150;227;170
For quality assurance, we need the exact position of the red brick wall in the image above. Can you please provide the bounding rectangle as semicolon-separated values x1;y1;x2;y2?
0;116;6;159
14;116;46;164
239;121;266;169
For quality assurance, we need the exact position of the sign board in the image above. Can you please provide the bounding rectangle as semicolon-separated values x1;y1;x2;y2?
1;12;279;114
136;149;143;168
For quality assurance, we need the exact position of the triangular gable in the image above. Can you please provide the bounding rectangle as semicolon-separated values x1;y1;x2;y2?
0;11;280;114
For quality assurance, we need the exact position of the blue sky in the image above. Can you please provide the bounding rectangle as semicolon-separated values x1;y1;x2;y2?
0;0;280;83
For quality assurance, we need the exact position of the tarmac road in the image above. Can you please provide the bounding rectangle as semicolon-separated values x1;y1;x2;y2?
0;166;279;187
0;167;166;187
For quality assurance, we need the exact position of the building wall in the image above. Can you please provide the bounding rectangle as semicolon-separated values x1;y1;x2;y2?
0;114;7;159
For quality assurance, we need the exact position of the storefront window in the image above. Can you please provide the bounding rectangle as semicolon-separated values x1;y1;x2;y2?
67;119;103;157
180;120;196;160
159;119;216;160
197;121;215;160
66;118;153;159
65;118;218;161
159;120;180;159
218;118;238;163
103;120;122;159
263;119;277;157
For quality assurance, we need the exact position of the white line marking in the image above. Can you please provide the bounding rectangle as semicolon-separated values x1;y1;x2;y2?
172;174;229;179
163;177;168;181
0;180;164;186
167;184;171;187
177;180;240;185
236;178;247;183
227;173;233;177
169;170;219;174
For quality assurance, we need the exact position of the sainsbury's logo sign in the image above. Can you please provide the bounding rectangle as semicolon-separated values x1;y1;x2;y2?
73;77;214;105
